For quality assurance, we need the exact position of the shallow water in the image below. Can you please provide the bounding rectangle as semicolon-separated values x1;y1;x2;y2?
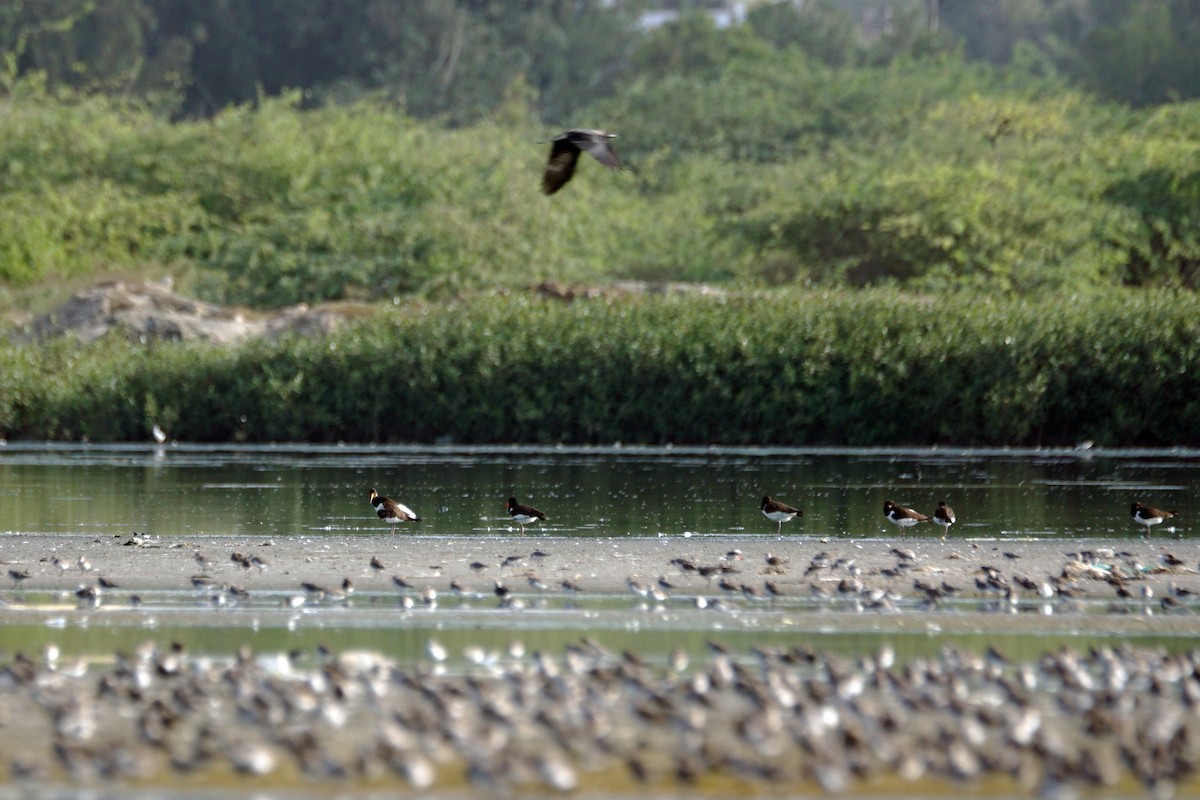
0;442;1194;539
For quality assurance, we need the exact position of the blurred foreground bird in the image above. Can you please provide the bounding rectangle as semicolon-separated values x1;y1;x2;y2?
542;129;621;195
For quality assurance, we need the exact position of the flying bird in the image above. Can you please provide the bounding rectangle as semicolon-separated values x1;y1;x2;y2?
368;488;420;533
505;497;547;533
542;129;621;195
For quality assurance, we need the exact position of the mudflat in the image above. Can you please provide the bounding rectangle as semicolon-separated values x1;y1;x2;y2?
2;530;1197;604
2;532;1200;796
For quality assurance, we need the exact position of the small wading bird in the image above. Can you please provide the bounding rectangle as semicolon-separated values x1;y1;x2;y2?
368;488;420;533
760;496;802;536
542;129;622;195
505;497;546;533
1131;502;1177;535
933;500;956;540
884;500;929;529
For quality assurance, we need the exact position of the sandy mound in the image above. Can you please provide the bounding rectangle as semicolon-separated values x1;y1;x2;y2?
25;280;348;344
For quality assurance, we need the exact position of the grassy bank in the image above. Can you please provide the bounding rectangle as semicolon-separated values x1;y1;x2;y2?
2;289;1196;446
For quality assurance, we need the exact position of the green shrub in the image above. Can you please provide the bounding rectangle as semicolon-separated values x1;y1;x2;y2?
0;69;1198;305
3;289;1198;446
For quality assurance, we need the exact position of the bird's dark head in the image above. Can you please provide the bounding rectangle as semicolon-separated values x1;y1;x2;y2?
506;497;517;510
369;488;379;501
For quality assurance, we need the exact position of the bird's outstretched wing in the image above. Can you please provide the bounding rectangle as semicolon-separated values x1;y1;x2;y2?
569;129;622;170
543;138;582;195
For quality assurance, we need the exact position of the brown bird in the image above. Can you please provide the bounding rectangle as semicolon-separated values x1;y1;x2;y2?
368;488;420;533
542;129;621;195
933;501;956;540
883;500;929;529
760;496;802;536
505;497;546;533
1131;502;1177;535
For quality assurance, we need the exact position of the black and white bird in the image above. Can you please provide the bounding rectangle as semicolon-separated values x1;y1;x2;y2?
542;129;622;195
1131;502;1176;535
760;496;802;536
933;500;956;540
368;488;420;533
505;497;546;533
884;500;929;529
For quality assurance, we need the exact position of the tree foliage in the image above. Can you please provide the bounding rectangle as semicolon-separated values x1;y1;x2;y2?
7;0;1200;120
0;1;1198;306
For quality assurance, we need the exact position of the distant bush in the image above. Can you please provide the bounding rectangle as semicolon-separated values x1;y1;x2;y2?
2;289;1197;446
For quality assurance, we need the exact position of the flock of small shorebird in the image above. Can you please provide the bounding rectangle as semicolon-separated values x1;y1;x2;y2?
1;492;1191;793
369;487;1180;539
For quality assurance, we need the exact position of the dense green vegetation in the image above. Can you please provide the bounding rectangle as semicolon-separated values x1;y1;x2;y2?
1;0;1197;309
1;2;1198;445
0;63;1198;308
2;291;1197;446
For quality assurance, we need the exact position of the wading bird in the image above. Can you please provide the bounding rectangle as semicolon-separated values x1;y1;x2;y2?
505;497;546;533
760;496;802;536
933;501;956;540
1131;502;1176;535
368;488;420;533
884;500;929;529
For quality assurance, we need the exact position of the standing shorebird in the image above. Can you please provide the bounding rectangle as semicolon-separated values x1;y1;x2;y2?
505;497;546;533
760;496;802;536
933;501;956;540
1131;502;1177;536
884;500;929;530
541;129;622;195
368;488;420;533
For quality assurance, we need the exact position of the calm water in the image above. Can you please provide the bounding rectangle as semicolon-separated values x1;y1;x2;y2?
0;442;1193;539
0;444;1197;797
